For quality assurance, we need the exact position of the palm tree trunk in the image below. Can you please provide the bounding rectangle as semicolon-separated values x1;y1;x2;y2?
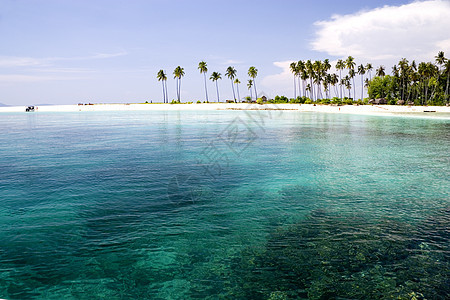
177;78;180;100
236;83;240;102
250;88;252;101
316;84;320;100
352;77;356;100
339;70;343;100
230;79;236;102
165;80;168;103
445;71;450;103
293;76;296;99
253;81;258;101
361;75;364;101
216;81;220;102
178;78;182;102
298;77;302;98
203;73;209;102
302;79;306;97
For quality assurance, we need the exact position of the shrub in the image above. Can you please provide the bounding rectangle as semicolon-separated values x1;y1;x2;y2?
271;95;289;103
304;99;313;104
344;98;353;105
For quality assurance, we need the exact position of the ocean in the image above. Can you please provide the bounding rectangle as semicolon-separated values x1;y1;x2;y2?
0;110;448;299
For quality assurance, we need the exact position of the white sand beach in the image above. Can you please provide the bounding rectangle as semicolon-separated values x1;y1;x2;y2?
1;103;449;117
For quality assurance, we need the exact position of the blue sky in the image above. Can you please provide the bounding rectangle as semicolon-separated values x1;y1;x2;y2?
1;0;449;105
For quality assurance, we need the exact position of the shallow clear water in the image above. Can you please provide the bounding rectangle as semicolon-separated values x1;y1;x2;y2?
0;111;448;299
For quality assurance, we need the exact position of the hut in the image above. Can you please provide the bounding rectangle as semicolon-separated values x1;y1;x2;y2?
368;98;387;105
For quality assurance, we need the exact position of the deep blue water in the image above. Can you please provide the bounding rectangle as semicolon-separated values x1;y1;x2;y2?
0;111;448;299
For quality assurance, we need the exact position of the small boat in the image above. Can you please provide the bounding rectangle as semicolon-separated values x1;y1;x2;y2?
25;106;35;112
423;110;436;113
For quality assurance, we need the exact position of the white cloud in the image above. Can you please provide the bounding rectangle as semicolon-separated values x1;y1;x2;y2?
0;56;49;67
222;59;244;65
0;51;127;68
311;0;450;62
0;74;85;82
261;61;294;97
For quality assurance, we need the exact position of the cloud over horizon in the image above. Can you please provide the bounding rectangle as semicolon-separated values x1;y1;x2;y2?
311;0;450;62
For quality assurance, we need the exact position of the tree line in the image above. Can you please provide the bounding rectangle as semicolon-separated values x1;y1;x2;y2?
156;63;259;103
156;51;450;105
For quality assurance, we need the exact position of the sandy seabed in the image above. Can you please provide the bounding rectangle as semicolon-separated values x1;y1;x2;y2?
1;103;449;118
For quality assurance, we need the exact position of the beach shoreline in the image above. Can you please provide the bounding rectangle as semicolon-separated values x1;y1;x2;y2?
1;103;449;117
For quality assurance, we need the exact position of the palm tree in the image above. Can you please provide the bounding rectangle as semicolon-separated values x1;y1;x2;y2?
157;69;168;103
434;51;446;101
365;63;373;81
198;61;209;102
234;78;241;102
225;66;237;102
336;59;345;100
376;65;386;77
346;56;356;100
299;61;307;97
418;62;437;104
344;75;351;99
364;78;370;90
298;60;306;97
248;66;258;100
305;60;314;100
210;72;222;102
324;74;331;99
357;64;365;100
398;58;409;101
247;79;253;101
173;66;185;102
313;60;323;100
349;69;356;100
444;59;450;103
305;83;311;98
346;56;355;71
290;62;297;99
435;51;446;67
331;73;339;98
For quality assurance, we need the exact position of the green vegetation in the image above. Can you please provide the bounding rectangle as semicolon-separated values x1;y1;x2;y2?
289;51;450;105
367;54;450;105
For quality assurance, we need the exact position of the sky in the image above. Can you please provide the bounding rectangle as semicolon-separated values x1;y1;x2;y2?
0;0;449;105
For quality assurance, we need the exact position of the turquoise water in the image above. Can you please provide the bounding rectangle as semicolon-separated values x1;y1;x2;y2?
0;111;448;299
